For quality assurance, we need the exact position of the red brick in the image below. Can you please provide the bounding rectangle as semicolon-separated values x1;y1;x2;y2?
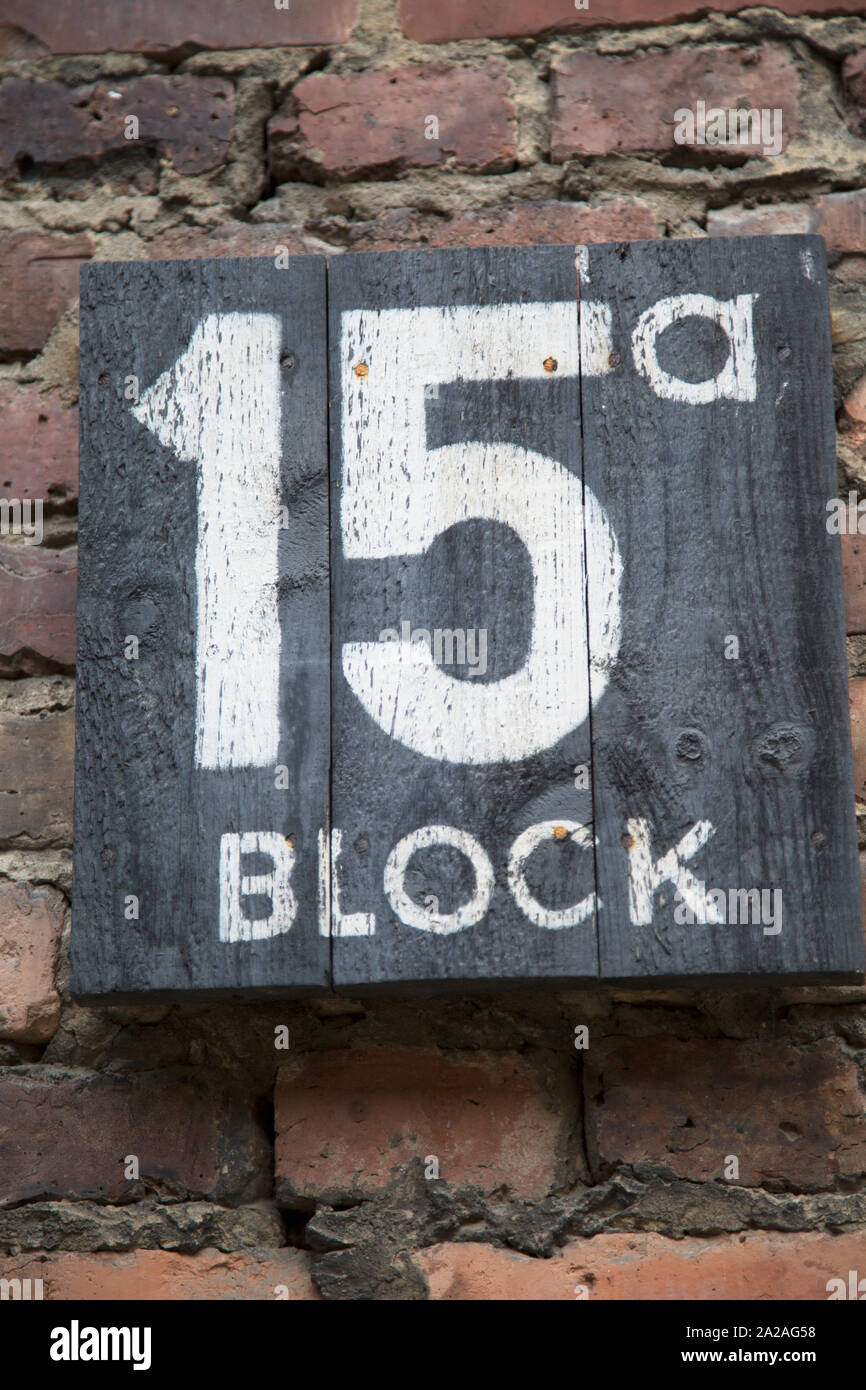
0;1249;319;1300
0;77;233;181
0;231;91;359
842;373;866;431
828;261;866;291
843;534;866;635
816;191;866;256
851;678;866;802
780;851;866;1003
270;62;516;184
839;377;866;489
401;0;866;43
0;1070;269;1205
146;199;657;266
347;198;658;251
275;1047;575;1203
0;881;63;1044
0;546;76;671
0;708;74;849
843;51;866;137
0;384;78;503
0;0;358;55
708;202;812;239
415;1230;866;1300
551;46;799;161
146;222;323;261
709;190;866;254
585;1037;866;1190
147;200;658;261
844;50;866;103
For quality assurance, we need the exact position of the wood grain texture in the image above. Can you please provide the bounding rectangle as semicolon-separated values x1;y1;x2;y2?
328;245;602;992
71;237;863;998
71;256;330;999
580;234;864;983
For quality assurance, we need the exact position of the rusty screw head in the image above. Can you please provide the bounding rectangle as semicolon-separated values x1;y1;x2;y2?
553;824;568;840
543;356;558;373
354;362;369;378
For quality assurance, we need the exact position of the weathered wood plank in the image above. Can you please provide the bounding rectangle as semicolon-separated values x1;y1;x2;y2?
579;234;864;982
71;236;862;998
328;245;602;991
71;255;331;998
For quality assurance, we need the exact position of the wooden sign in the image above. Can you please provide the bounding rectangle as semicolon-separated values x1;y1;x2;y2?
73;257;331;997
71;236;864;999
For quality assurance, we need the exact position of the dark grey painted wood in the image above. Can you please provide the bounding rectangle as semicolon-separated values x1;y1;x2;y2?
329;245;600;992
71;256;331;999
580;234;864;983
72;236;862;999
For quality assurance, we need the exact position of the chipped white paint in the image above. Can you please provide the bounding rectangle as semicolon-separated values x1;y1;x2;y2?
383;825;495;933
132;313;283;769
579;300;614;376
340;303;622;764
317;827;331;938
232;812;730;941
575;245;590;282
625;817;722;926
329;827;375;937
507;820;596;928
219;831;296;943
631;293;758;404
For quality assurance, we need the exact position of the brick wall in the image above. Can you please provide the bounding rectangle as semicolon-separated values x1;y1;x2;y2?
3;0;866;1301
